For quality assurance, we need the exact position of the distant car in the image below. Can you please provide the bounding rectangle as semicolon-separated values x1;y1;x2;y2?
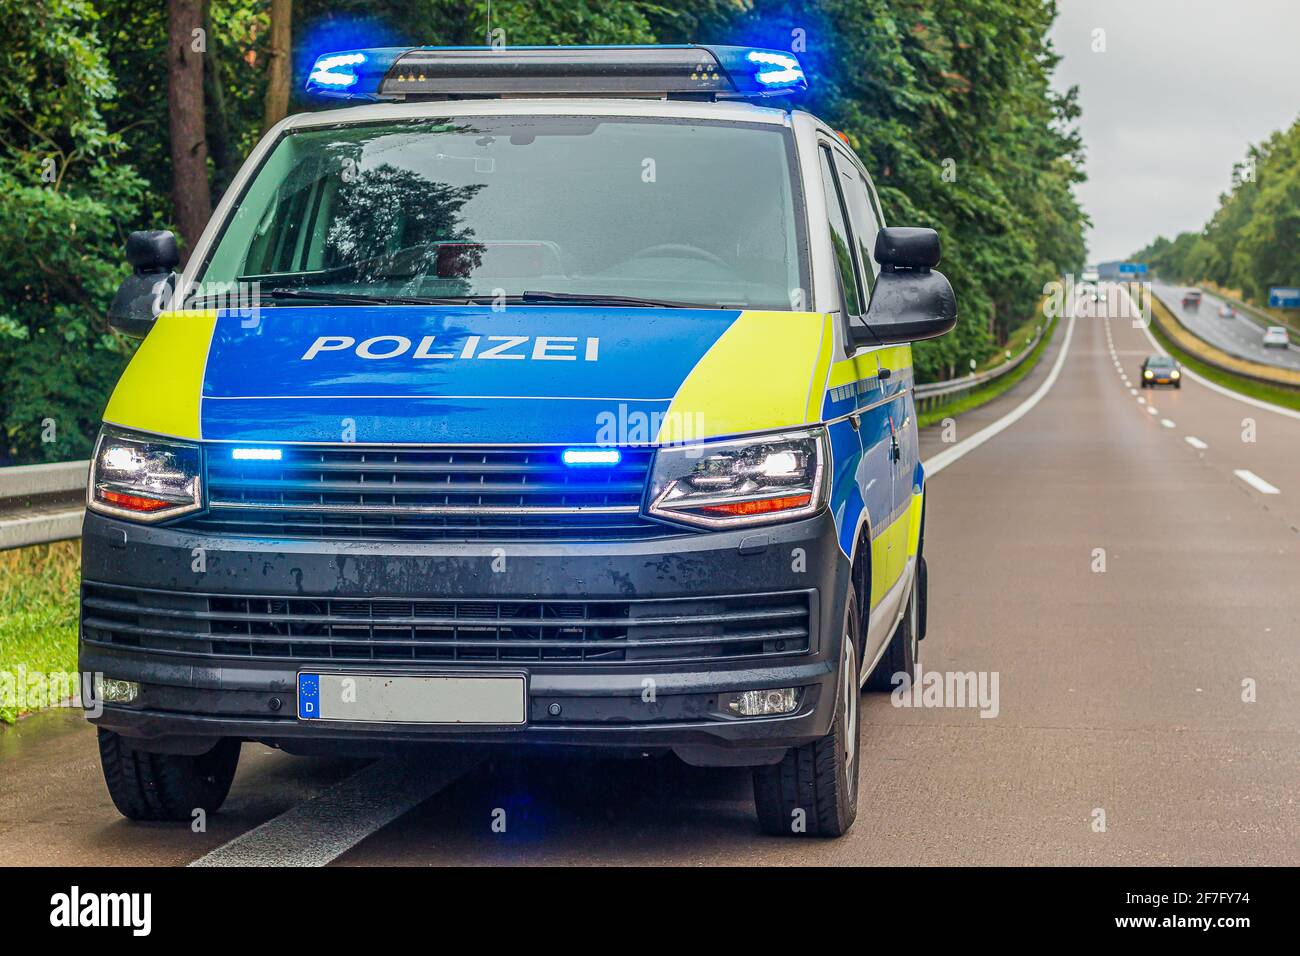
1182;290;1202;309
1218;302;1235;318
1263;326;1290;348
1141;354;1181;388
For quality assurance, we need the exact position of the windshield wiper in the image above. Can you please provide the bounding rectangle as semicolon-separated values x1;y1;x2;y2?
258;288;472;306
513;291;711;309
189;287;720;309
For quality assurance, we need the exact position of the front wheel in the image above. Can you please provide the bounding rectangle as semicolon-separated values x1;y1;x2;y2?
98;730;241;822
752;585;861;837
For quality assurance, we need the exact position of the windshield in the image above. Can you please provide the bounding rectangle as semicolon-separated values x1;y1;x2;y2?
1148;356;1174;367
198;116;806;310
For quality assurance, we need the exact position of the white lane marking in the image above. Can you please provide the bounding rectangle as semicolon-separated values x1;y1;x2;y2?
1138;397;1146;404
1161;418;1176;428
1129;388;1138;395
1126;287;1300;422
1185;436;1208;449
1147;406;1159;415
189;751;481;867
924;310;1076;477
1233;469;1281;495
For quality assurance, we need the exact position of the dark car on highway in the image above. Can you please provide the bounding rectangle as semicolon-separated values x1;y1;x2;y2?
1182;290;1202;309
1141;354;1181;388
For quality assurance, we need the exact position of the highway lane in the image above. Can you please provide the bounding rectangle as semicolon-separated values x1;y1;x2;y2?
1;296;1297;865
1151;279;1300;370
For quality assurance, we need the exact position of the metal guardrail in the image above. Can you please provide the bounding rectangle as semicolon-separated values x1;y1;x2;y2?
914;324;1046;412
0;460;88;551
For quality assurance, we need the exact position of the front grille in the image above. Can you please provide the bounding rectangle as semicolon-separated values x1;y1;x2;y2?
182;445;674;541
81;583;815;665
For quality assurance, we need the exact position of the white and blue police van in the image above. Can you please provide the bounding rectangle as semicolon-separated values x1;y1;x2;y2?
84;45;955;836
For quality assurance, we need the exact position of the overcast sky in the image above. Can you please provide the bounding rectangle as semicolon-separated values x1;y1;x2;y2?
1049;0;1300;264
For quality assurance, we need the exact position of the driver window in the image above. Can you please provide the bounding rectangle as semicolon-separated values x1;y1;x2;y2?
818;145;864;318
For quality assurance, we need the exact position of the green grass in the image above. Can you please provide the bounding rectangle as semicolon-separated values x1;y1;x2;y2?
918;310;1058;429
1146;317;1300;413
0;541;81;723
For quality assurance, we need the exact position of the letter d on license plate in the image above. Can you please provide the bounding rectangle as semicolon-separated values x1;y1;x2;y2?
298;672;526;725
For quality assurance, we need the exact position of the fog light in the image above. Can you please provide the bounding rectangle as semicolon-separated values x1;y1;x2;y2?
726;687;800;717
101;678;140;704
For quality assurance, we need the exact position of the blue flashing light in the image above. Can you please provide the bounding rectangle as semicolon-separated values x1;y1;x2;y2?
710;46;808;96
232;447;283;461
304;48;406;100
746;50;805;88
309;52;366;88
562;448;622;466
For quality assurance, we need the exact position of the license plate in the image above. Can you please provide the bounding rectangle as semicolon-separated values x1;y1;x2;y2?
297;672;527;725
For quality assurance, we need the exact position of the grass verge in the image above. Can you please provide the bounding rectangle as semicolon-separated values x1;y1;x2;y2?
1146;315;1300;413
918;309;1058;429
0;540;80;723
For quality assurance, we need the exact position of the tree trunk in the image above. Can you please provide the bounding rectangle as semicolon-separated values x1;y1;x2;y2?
263;0;292;134
167;0;212;262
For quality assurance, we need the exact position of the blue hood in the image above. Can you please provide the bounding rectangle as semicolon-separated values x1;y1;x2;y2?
199;305;741;444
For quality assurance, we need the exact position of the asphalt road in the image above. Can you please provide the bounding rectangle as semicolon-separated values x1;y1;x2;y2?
2;291;1297;866
1151;279;1300;370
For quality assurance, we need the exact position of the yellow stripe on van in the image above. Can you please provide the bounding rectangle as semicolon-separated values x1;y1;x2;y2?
655;310;827;443
103;310;218;441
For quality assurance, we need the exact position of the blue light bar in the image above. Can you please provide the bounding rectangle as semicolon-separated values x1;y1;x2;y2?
562;448;622;466
232;447;283;461
303;45;807;101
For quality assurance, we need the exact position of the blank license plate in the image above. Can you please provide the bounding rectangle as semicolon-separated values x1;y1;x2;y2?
297;672;527;725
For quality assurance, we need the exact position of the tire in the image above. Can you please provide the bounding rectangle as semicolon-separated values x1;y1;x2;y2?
753;585;861;837
864;567;919;691
98;729;241;822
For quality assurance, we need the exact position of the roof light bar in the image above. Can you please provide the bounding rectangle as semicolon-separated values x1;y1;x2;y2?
304;45;807;102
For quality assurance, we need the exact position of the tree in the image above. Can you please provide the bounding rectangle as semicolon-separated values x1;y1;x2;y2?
264;0;293;133
0;0;145;463
168;0;212;258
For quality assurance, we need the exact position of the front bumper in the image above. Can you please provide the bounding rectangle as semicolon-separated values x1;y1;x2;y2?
79;508;851;766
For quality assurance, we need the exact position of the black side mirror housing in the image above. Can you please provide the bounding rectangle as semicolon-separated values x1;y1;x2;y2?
108;230;181;337
850;226;957;348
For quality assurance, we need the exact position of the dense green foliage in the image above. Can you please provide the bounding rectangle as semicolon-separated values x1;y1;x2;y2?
0;0;1086;463
1133;119;1300;303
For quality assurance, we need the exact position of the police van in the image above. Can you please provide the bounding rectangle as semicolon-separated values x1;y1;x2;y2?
84;45;955;837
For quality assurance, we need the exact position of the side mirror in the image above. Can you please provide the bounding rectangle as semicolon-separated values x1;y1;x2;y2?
108;230;181;337
851;227;956;347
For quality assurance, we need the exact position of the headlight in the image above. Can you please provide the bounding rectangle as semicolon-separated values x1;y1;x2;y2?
1170;369;1180;378
646;428;827;528
1143;369;1153;378
88;427;202;522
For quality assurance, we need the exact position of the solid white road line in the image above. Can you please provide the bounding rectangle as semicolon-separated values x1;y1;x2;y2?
1124;287;1300;422
1233;469;1281;495
923;310;1076;477
1185;436;1208;450
189;751;482;867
